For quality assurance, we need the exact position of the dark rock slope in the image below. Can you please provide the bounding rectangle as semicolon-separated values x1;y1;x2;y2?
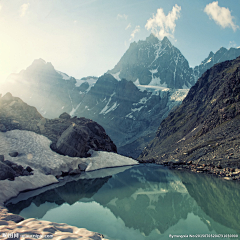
139;56;240;170
0;93;117;157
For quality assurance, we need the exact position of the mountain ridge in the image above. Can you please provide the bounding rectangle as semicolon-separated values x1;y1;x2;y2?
2;34;240;158
139;56;240;173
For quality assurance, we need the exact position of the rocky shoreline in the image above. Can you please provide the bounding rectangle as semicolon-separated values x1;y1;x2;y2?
0;205;106;240
138;159;240;181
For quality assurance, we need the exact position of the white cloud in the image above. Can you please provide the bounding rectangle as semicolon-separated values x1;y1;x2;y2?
145;4;181;40
228;40;237;49
117;14;128;20
125;23;131;30
204;1;239;31
20;3;29;17
129;25;140;41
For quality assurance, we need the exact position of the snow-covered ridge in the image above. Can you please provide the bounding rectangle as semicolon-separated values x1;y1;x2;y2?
56;70;98;92
76;77;98;91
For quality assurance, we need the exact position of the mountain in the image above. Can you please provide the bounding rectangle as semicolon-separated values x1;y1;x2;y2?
1;59;97;119
193;46;240;81
139;56;240;170
2;35;240;158
72;73;188;157
108;34;194;89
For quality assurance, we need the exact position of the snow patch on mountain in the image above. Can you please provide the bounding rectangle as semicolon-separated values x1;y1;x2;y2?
149;69;158;74
206;57;212;64
57;71;71;80
182;83;190;89
100;93;119;115
75;77;98;89
134;79;140;85
101;102;119;115
131;106;144;112
70;102;81;116
133;97;148;105
111;71;121;81
170;89;189;101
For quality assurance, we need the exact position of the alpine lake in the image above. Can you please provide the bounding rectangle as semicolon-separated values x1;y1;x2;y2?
5;164;240;240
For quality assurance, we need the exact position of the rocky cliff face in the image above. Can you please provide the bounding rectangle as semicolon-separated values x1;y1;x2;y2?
139;56;240;169
0;93;117;157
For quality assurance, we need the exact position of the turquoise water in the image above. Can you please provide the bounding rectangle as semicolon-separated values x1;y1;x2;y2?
6;165;240;240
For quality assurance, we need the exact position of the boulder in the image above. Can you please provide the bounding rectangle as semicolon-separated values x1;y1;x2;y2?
0;155;4;162
59;112;71;119
0;162;16;180
26;166;33;172
56;122;117;158
0;124;7;132
9;152;18;157
56;124;92;157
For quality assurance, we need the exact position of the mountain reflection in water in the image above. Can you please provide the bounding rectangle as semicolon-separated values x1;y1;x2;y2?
6;165;240;240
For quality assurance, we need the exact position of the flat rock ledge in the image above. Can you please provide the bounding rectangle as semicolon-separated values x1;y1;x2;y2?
0;206;105;240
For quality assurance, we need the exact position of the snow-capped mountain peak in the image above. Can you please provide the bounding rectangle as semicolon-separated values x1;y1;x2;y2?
108;34;194;89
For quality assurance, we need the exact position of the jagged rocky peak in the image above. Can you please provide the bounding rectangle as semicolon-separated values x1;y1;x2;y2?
161;36;172;46
108;33;194;89
145;33;159;44
1;92;14;102
32;58;47;65
193;45;240;81
26;58;56;73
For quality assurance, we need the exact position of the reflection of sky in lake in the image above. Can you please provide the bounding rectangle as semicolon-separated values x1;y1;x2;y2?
7;165;240;240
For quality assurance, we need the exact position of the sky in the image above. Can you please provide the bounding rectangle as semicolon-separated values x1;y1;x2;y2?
0;0;239;82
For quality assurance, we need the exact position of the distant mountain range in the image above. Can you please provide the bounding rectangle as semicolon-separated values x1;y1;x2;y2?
1;34;240;157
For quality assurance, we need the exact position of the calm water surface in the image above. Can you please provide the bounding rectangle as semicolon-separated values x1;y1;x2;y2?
6;165;240;240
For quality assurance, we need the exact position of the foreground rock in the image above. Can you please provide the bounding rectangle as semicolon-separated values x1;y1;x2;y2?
139;56;240;178
0;93;117;157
